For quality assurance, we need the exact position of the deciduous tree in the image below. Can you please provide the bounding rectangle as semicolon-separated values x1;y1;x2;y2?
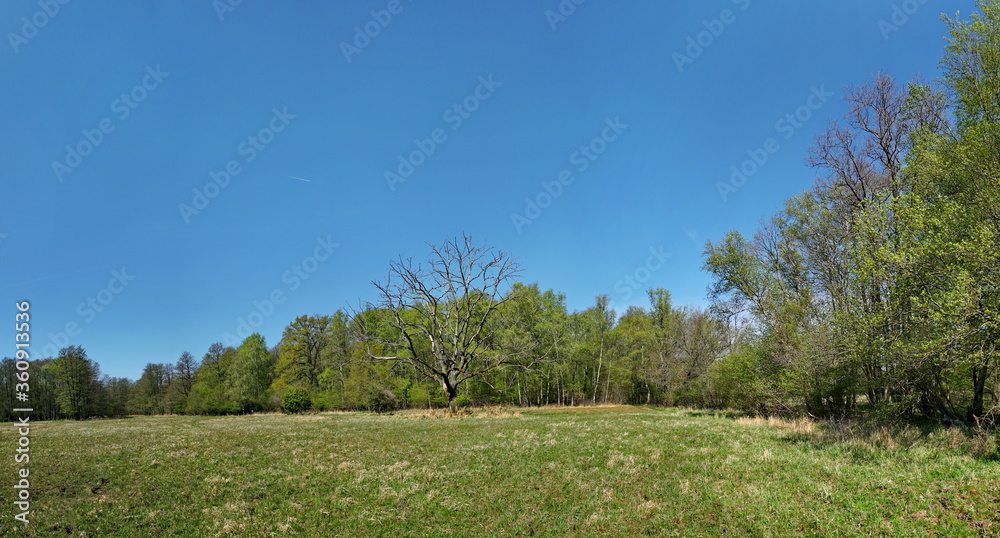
361;235;532;408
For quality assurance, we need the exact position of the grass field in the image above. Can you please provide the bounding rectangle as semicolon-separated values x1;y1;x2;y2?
6;406;1000;536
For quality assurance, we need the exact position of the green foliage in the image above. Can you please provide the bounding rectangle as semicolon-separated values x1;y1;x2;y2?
709;345;774;413
452;393;471;408
49;345;102;420
131;362;173;415
942;0;1000;129
700;1;1000;421
228;333;275;414
340;356;401;412
280;387;312;413
184;344;236;415
402;384;428;408
274;314;348;393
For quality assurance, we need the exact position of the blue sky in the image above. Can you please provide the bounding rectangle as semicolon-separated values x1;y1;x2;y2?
1;0;976;379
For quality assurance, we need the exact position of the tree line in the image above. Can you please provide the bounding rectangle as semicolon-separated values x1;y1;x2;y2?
1;283;730;420
4;1;998;423
704;1;1000;423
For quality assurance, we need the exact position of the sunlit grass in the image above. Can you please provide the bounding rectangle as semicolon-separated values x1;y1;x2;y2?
7;407;999;536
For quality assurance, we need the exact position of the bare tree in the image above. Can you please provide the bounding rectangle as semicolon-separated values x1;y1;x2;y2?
807;72;949;206
361;235;531;408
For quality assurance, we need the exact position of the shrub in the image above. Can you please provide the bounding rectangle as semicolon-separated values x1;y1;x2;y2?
281;387;312;414
453;394;471;408
407;385;431;409
366;388;400;413
310;390;339;411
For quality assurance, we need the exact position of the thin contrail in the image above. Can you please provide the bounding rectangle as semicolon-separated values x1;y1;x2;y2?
285;175;312;183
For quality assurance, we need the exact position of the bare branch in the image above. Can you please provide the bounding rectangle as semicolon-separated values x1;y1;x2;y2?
359;234;527;406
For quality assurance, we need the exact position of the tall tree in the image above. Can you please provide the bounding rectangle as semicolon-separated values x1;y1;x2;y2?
175;352;198;395
49;346;101;420
586;295;617;403
878;0;1000;420
361;235;533;408
275;314;334;390
228;333;274;413
133;363;174;415
103;376;133;416
496;283;570;406
186;343;236;414
703;70;957;417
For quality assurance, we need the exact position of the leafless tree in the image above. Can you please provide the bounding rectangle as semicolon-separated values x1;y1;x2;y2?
360;235;530;408
807;72;949;206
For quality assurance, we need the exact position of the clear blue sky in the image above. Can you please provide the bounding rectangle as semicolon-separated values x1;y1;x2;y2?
1;0;976;380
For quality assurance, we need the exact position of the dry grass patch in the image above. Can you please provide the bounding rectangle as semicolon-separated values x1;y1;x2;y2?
736;415;817;435
392;406;522;419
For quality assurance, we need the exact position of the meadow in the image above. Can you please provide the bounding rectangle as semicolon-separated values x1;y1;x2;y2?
6;406;999;536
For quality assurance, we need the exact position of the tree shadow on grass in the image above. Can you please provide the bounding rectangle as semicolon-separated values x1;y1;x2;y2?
682;409;749;420
775;419;1000;462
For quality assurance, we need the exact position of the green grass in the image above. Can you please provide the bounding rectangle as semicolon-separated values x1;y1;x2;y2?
6;407;1000;536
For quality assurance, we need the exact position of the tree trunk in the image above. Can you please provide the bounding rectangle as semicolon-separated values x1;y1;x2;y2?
604;357;612;404
593;345;604;404
967;357;991;421
441;377;458;411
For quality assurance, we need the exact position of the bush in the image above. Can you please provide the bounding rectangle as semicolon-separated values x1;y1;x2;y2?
453;394;471;408
310;390;339;411
709;345;780;413
281;387;312;414
407;385;431;408
428;390;450;409
365;388;400;413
